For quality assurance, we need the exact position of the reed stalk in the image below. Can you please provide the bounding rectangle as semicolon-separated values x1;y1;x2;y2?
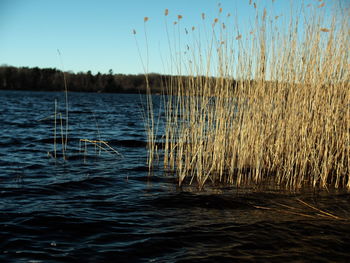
59;113;65;160
54;99;57;159
134;18;159;171
57;49;69;155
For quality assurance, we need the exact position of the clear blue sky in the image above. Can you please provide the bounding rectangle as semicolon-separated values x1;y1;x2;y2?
0;0;346;75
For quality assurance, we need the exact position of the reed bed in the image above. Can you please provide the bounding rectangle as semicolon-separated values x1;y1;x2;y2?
141;2;349;189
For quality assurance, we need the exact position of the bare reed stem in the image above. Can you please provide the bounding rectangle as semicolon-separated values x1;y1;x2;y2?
54;99;57;159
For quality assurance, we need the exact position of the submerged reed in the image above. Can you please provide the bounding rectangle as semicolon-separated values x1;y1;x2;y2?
141;1;349;189
49;51;120;162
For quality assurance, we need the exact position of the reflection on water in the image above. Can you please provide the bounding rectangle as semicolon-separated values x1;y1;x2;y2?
0;90;349;262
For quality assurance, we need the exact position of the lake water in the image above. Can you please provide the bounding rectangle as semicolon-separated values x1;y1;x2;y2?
1;90;350;262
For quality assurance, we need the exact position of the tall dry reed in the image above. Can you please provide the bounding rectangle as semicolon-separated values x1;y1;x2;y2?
143;2;349;189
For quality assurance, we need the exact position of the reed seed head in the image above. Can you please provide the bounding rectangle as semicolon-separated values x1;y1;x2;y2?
202;13;205;20
132;29;136;35
320;28;330;32
144;17;149;22
165;8;169;16
178;15;183;20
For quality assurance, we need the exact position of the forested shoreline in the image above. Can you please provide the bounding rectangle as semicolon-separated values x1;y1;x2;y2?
0;66;166;94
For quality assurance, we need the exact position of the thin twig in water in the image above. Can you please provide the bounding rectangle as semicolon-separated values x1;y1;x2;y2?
253;205;317;219
296;198;346;220
80;139;123;158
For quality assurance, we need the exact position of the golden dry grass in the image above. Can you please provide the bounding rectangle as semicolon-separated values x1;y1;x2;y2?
143;2;350;189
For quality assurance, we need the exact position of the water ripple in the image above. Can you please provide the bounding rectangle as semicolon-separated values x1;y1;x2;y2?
1;91;350;262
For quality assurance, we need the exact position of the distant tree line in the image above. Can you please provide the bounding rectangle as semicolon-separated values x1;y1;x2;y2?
0;65;166;94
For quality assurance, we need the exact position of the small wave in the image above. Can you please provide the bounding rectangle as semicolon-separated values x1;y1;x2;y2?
108;139;147;148
46;176;116;191
149;192;253;210
0;137;22;146
24;164;46;170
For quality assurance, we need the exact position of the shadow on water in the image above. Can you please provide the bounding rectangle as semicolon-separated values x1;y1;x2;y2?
0;91;350;262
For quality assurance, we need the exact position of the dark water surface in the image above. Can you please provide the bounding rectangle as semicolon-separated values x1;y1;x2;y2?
1;90;350;262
